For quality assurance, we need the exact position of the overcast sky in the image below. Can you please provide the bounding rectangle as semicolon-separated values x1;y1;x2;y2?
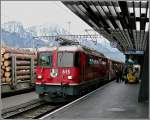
1;1;111;44
1;1;94;34
1;1;125;61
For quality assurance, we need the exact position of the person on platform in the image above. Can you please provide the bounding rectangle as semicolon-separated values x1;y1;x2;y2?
116;70;119;82
116;70;122;83
122;65;128;83
118;70;122;82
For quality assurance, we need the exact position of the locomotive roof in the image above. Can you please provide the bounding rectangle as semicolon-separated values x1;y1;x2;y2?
39;45;105;58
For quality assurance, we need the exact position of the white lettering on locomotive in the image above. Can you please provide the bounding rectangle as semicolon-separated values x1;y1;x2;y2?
62;69;70;74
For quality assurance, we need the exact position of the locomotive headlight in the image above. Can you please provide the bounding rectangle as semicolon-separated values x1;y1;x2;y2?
68;76;73;80
37;75;42;79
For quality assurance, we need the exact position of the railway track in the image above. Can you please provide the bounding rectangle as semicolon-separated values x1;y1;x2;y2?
2;99;65;119
2;80;112;119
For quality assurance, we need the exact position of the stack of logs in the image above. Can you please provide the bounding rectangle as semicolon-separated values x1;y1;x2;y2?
1;47;37;84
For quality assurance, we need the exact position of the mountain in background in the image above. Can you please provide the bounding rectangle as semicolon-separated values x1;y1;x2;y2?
27;24;69;36
1;21;125;62
1;21;47;48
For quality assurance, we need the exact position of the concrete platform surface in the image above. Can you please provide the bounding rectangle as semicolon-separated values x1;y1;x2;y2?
43;81;149;119
2;91;38;109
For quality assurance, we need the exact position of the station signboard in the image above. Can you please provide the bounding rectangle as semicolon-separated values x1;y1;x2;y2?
124;50;144;55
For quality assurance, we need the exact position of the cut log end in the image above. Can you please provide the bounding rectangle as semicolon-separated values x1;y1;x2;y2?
4;72;11;77
4;60;11;67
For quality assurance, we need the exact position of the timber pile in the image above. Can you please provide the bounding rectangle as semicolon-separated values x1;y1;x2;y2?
1;47;37;84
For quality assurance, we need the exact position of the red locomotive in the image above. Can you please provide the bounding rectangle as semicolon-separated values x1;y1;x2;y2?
35;45;123;101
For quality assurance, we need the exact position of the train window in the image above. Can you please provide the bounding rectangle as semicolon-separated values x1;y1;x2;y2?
39;52;52;67
102;58;106;65
88;56;100;65
99;58;102;64
57;52;74;67
88;56;94;65
89;58;94;65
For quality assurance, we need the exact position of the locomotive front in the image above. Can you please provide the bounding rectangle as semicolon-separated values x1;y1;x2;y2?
35;47;80;101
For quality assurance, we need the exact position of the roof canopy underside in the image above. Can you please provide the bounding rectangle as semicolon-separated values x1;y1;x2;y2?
62;0;149;52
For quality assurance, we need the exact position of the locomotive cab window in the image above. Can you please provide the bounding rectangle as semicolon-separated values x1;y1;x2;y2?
39;52;53;67
57;52;80;67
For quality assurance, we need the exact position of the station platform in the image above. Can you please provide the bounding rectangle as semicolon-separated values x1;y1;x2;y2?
2;91;38;109
42;81;149;119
